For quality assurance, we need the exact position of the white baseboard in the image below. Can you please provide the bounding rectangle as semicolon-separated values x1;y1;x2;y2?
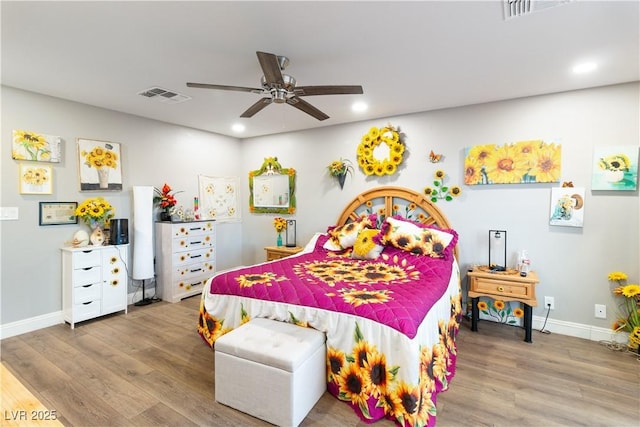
532;315;628;344
0;311;63;340
1;286;159;340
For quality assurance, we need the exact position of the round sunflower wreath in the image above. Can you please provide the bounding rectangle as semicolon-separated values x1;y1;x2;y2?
357;125;405;176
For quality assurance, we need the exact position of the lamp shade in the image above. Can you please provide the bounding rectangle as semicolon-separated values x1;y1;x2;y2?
132;186;154;280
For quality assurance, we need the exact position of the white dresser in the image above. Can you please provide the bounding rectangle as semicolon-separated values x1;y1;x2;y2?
155;220;215;303
61;245;129;328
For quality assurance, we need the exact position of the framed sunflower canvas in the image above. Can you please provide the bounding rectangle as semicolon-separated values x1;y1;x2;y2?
19;163;53;195
549;187;585;228
592;145;638;191
12;129;62;163
464;140;561;185
77;138;123;191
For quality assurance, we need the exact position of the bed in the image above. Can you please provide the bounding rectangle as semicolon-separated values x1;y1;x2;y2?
197;186;462;427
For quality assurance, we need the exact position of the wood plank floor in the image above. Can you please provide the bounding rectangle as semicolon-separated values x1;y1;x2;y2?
2;296;638;426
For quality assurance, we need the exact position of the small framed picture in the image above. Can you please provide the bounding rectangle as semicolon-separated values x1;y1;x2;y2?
39;202;78;226
18;163;53;195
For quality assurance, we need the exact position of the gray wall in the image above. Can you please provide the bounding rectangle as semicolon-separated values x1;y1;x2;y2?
2;82;638;338
1;86;242;324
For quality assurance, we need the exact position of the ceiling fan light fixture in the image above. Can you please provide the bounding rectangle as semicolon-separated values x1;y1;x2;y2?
272;89;288;104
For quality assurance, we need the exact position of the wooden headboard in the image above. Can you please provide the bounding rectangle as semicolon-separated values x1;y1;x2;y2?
335;186;458;259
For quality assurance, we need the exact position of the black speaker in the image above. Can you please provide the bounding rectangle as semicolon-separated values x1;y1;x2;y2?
109;218;129;245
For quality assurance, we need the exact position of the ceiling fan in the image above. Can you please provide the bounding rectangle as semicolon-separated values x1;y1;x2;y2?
186;51;364;121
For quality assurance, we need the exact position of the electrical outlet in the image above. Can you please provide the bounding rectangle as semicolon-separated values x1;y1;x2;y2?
595;304;607;319
544;296;555;310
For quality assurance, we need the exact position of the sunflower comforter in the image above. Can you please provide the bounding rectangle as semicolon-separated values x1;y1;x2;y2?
198;233;462;427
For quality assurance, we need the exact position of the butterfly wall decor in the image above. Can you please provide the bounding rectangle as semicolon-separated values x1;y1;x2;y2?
429;150;443;163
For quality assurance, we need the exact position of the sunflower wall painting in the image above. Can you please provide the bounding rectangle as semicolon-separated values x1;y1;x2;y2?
198;175;240;222
592;146;638;191
464;140;561;185
18;163;53;195
549;187;585;228
77;138;123;191
477;298;524;327
12;129;62;163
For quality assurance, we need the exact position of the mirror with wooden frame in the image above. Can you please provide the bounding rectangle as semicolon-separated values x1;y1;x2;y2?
249;157;296;214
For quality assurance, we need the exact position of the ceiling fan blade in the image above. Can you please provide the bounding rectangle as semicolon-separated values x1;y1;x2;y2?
256;51;284;86
187;82;262;94
240;97;273;118
294;85;364;96
286;96;329;121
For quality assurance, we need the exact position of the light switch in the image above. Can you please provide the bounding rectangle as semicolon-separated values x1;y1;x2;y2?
0;207;19;220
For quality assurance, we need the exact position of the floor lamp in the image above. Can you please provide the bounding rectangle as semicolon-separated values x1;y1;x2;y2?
132;186;155;306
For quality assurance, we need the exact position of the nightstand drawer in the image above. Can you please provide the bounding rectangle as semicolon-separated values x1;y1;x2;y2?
472;277;532;299
264;246;303;261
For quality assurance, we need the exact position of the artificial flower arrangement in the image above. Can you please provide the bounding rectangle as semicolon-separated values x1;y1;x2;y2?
357;124;405;176
273;217;287;233
327;158;354;189
423;170;462;203
154;183;182;210
608;271;640;350
327;158;354;177
75;197;114;229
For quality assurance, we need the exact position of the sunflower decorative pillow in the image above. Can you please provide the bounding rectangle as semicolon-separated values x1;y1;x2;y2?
378;216;457;258
357;125;405;176
323;214;376;251
351;228;385;260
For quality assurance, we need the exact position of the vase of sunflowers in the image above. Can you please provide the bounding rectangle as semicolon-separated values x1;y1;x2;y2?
273;217;287;246
75;197;115;246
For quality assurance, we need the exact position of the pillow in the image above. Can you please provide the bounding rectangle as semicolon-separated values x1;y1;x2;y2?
377;216;457;258
323;214;376;251
351;228;385;260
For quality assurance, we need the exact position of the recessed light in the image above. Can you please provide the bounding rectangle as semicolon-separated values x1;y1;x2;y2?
572;62;597;74
232;123;245;132
352;102;368;113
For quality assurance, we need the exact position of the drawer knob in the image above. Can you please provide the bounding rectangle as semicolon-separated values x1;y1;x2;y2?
497;286;504;292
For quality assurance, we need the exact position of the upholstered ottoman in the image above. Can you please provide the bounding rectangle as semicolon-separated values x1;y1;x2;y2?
214;318;326;427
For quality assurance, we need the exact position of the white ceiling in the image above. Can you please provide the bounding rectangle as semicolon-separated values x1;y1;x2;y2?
2;1;638;139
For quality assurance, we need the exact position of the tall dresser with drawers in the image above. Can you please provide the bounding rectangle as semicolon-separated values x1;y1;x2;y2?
155;220;216;303
61;244;129;329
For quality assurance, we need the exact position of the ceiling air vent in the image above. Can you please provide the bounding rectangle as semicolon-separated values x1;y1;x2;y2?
137;86;191;104
503;0;574;20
